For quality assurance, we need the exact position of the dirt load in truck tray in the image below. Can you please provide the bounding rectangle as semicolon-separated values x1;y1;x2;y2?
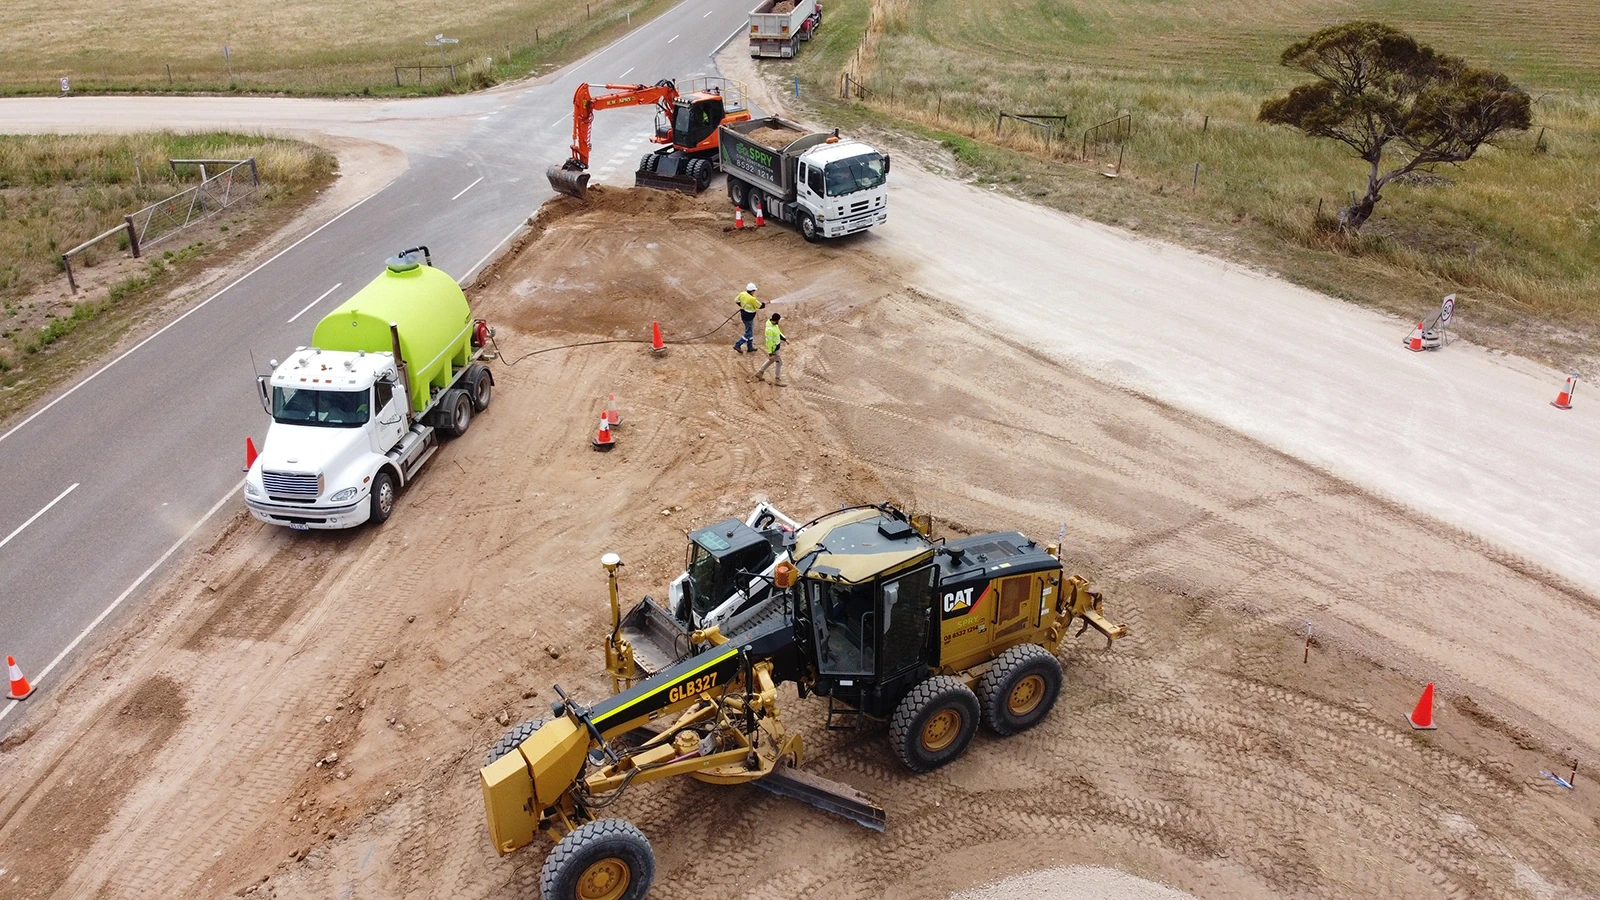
742;125;806;149
771;1;797;12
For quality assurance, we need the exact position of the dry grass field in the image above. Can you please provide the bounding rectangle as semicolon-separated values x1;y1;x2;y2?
0;132;334;414
0;0;672;96
785;0;1600;366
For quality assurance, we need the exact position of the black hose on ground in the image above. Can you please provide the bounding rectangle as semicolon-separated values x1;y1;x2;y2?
492;310;741;367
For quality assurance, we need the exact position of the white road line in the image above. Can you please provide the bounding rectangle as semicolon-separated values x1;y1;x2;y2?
551;115;568;128
668;34;679;43
703;9;712;16
451;176;485;201
619;66;635;79
456;220;529;288
286;282;343;324
0;188;385;447
0;479;242;725
0;483;78;552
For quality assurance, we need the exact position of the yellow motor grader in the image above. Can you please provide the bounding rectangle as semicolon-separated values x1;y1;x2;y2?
481;504;1125;900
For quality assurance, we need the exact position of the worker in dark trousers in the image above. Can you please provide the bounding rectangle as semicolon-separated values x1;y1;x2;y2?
733;283;764;353
752;312;787;386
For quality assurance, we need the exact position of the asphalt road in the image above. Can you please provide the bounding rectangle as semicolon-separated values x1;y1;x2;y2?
0;0;757;730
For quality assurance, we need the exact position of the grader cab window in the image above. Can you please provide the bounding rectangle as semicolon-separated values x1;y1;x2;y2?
809;581;875;676
879;567;934;675
809;567;935;679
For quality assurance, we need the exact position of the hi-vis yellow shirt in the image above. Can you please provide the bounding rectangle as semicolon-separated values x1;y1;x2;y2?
737;290;762;313
764;320;785;354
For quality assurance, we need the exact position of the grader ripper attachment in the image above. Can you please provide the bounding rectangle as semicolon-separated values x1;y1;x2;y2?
482;503;1127;900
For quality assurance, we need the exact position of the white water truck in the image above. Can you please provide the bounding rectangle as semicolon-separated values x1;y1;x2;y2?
243;247;494;529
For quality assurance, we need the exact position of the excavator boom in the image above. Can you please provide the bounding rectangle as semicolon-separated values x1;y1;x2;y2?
548;80;679;199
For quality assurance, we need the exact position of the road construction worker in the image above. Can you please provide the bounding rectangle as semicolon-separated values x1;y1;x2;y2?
753;312;787;386
734;283;764;353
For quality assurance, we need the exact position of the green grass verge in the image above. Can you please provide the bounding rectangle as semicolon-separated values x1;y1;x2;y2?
779;0;1600;364
0;133;334;418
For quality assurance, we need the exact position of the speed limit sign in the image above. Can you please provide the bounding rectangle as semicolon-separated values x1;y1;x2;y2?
59;77;70;93
1440;294;1456;325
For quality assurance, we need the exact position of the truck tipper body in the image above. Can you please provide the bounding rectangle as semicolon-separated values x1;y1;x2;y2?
243;249;494;530
748;0;821;58
719;116;889;242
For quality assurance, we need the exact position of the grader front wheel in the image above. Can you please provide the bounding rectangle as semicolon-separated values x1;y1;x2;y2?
539;819;654;900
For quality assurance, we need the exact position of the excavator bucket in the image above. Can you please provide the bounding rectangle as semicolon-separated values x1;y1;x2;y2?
546;165;591;200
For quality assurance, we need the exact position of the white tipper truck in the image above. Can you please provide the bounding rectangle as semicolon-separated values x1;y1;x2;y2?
719;116;889;242
243;248;494;530
748;0;822;59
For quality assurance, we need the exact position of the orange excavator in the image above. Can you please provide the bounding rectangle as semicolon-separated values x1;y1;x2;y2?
546;77;751;200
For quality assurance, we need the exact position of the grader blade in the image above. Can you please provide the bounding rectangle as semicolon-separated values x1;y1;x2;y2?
753;763;887;833
546;165;590;199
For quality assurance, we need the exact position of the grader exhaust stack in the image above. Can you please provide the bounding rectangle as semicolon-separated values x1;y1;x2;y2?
546;163;590;200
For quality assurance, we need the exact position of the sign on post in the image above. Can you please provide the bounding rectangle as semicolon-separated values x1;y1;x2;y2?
60;76;70;93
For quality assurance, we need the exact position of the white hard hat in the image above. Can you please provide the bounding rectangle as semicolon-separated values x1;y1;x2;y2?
747;283;758;293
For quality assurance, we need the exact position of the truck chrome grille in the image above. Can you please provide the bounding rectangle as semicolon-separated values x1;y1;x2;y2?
262;470;321;499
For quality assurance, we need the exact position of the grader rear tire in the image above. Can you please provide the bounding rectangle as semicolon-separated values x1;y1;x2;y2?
978;643;1062;735
539;819;654;900
889;675;980;773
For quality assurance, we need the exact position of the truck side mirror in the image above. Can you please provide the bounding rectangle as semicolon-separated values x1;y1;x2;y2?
883;155;891;175
255;375;272;415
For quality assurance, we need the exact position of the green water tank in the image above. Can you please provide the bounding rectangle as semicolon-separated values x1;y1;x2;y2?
312;257;473;414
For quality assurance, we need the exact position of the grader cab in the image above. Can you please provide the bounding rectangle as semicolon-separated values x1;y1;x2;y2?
481;503;1126;900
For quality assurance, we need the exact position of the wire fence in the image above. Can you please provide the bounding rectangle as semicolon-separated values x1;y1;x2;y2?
62;158;258;293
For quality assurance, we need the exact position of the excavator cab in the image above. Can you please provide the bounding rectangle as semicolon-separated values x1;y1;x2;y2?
670;94;726;153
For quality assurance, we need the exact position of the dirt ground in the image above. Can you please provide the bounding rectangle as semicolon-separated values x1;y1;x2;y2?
2;185;1598;900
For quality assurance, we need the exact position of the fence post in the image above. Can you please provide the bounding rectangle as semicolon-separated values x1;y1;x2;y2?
1202;115;1209;134
124;215;141;258
995;114;1003;137
1192;162;1200;190
63;255;77;294
248;157;259;186
395;67;402;86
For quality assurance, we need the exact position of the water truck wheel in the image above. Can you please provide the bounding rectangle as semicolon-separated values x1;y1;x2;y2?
440;389;473;438
547;166;591;200
369;471;397;526
466;364;493;412
539;819;654;900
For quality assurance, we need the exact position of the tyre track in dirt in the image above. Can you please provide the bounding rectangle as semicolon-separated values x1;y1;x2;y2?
3;187;1599;900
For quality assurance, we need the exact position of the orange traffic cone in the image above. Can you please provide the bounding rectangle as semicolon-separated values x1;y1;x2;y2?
7;655;33;701
605;393;622;428
245;436;259;471
754;200;766;227
650;321;666;354
1405;323;1425;352
734;207;744;229
1406;682;1437;730
591;416;615;451
1551;374;1577;410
